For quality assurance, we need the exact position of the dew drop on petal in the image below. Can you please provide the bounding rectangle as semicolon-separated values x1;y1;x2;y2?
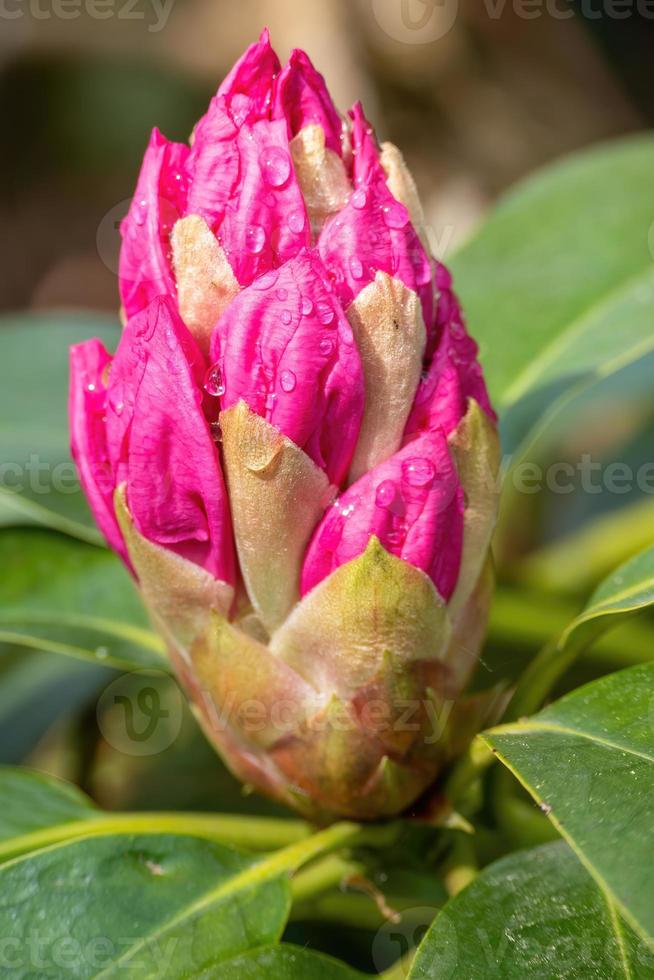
280;369;296;393
252;269;279;291
301;297;315;316
281;310;293;325
402;457;435;488
259;146;291;188
317;302;335;326
287;209;306;234
375;480;398;509
134;199;148;226
351;188;367;210
245;225;266;254
204;363;225;397
319;337;334;357
276;288;288;301
382;201;409;230
349;257;364;280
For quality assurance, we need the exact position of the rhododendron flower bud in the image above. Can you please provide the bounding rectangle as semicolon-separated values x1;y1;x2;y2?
70;32;500;822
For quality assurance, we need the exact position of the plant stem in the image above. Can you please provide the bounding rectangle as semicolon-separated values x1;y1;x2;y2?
444;737;494;806
0;811;311;863
290;855;359;905
502;634;584;722
442;835;477;897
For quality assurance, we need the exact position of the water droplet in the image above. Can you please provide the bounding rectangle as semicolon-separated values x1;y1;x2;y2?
252;269;279;291
259;146;291;187
204;363;225;397
246;224;266;254
281;310;293;325
382;201;409;230
301;297;315;316
386;522;408;548
319;337;334;357
375;480;398;509
134;198;148;226
280;369;297;392
276;287;288;301
351;188;367;210
402;458;435;488
317;302;335;326
288;209;306;234
349;257;364;280
95;646;109;659
86;382;97;393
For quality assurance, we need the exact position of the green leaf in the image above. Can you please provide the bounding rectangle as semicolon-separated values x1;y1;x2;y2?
505;545;654;718
451;136;654;450
561;544;654;652
0;312;120;540
0;768;97;842
190;945;366;979
0;767;310;864
0;529;165;670
484;664;654;943
0;834;289;978
409;842;653;979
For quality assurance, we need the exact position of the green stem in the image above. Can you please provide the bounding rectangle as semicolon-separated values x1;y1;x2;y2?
444;737;494;806
0;811;311;863
442;835;477;897
290;855;360;905
502;634;584;722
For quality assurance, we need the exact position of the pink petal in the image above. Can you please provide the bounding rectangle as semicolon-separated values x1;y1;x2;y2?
219;118;310;286
185;96;241;233
405;273;496;440
119;129;189;321
211;248;364;486
273;48;343;155
301;428;464;600
105;297;236;584
69;340;127;563
318;104;434;332
218;27;281;124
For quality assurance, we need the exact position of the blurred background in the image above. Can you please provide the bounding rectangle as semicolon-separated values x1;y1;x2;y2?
2;0;654;314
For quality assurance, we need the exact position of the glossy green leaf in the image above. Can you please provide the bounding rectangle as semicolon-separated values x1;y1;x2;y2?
0;529;165;670
561;544;654;653
505;545;654;720
410;842;653;979
191;946;366;979
0;768;97;842
485;664;654;942
451;136;654;450
0;312;120;540
0;834;289;978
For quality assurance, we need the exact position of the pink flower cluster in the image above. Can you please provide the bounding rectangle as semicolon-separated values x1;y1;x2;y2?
70;30;494;607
